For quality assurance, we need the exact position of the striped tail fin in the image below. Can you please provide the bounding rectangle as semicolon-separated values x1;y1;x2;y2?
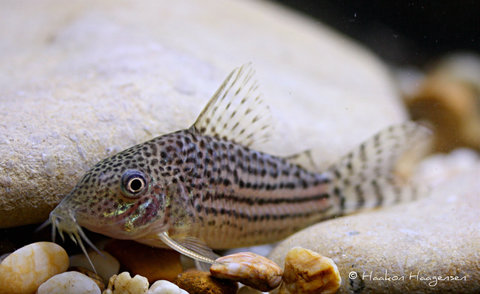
326;122;432;215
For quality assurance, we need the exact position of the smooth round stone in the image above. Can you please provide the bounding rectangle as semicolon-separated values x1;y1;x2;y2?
210;252;283;292
69;266;105;291
69;250;120;282
269;151;480;293
37;271;100;294
0;242;69;294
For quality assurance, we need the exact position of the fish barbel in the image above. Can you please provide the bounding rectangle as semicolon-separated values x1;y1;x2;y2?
46;64;430;265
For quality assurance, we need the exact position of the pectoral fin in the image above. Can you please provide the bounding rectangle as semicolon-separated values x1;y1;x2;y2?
157;232;218;266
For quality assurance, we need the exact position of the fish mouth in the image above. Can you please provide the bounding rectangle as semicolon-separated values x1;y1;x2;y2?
43;205;101;271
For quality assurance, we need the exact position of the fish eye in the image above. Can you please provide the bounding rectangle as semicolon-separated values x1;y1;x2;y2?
121;170;147;198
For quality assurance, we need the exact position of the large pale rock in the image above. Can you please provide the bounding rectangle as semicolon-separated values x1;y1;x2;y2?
0;0;406;227
268;150;480;293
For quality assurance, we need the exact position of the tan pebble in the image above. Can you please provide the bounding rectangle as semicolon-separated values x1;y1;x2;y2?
70;250;120;282
210;252;282;292
0;241;69;294
275;247;341;294
37;271;101;294
175;269;238;294
407;73;480;153
70;266;106;291
105;272;149;294
147;280;188;294
105;240;182;283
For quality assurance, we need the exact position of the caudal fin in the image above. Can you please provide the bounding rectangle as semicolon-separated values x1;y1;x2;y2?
327;122;432;215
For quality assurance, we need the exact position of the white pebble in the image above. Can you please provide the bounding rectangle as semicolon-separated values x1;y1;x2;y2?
105;272;149;294
37;271;100;294
70;250;120;282
147;280;189;294
0;242;69;294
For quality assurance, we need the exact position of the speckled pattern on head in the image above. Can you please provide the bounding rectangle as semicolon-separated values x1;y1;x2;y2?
49;64;431;262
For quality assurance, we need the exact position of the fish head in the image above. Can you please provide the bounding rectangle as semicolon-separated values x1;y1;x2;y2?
50;149;170;241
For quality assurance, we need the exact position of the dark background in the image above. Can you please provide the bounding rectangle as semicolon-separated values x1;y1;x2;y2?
273;1;479;67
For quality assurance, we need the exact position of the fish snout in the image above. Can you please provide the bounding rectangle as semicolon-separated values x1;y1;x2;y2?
50;205;79;234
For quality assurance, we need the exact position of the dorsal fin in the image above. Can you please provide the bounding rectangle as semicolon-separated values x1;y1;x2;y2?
192;64;273;147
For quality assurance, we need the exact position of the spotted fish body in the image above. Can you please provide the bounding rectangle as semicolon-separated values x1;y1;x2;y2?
48;64;430;263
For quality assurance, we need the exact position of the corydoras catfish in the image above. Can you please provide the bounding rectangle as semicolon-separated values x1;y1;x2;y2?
44;64;430;266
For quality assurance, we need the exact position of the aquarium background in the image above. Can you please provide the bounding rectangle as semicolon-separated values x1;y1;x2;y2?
274;0;480;66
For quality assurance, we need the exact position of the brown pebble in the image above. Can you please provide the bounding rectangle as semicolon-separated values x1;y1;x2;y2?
274;247;341;294
210;252;283;291
105;239;182;283
407;73;480;153
69;266;105;291
175;269;238;294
